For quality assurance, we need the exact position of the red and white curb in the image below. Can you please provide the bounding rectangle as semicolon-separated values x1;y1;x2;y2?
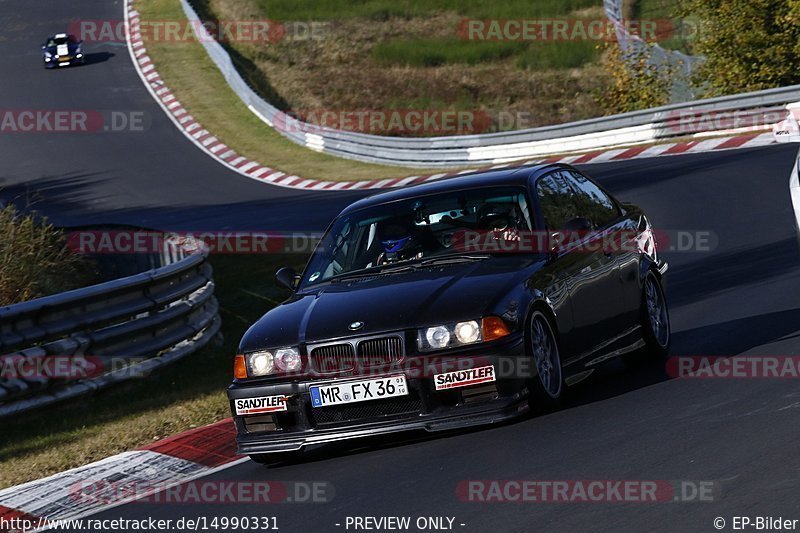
124;1;780;191
0;419;242;530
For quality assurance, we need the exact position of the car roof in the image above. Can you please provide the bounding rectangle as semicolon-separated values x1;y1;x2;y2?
339;162;569;215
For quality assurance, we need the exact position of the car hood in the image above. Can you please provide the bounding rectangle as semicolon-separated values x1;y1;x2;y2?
44;43;80;55
239;258;538;352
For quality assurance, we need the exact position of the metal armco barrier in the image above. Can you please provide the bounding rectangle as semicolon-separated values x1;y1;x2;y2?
180;0;800;168
0;235;220;417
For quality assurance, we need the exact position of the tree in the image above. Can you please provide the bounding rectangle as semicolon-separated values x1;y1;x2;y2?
679;0;800;95
599;42;675;114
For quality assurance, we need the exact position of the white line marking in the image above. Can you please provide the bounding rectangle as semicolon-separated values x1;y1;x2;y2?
33;456;250;531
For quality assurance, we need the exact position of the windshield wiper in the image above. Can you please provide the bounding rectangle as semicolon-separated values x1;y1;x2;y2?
328;264;416;282
326;254;489;283
417;254;491;267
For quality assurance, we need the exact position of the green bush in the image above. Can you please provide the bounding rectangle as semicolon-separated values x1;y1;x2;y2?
678;0;800;95
598;42;675;114
516;40;601;70
372;38;525;67
0;205;96;306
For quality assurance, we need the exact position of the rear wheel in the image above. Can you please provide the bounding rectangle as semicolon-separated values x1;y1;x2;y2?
527;310;565;413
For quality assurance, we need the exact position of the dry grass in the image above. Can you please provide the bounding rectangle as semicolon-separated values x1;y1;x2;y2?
0;391;230;488
0;205;96;306
204;0;611;133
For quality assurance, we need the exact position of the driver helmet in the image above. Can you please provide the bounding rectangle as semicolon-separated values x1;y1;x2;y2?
378;221;414;261
478;204;515;232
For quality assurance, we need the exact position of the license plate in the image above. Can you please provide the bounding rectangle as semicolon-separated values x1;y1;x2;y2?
310;375;407;408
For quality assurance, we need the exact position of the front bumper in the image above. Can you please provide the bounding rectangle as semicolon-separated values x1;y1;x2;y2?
228;334;530;454
44;55;84;67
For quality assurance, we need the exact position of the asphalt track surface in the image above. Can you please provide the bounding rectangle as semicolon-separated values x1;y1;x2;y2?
3;1;800;532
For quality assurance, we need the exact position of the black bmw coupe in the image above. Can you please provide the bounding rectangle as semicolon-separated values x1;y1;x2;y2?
228;163;670;461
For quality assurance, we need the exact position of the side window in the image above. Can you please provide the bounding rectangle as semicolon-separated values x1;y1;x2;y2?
535;173;580;230
564;171;619;228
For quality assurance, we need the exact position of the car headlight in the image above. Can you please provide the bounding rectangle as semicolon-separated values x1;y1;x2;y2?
425;325;452;349
454;320;481;344
235;347;301;378
248;350;275;376
418;317;511;351
274;347;301;372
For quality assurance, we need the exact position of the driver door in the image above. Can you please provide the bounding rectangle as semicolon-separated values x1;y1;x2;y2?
535;171;626;363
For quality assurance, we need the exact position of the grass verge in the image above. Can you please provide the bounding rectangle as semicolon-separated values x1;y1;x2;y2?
249;0;600;20
0;253;307;489
0;205;97;306
136;0;434;181
196;0;610;132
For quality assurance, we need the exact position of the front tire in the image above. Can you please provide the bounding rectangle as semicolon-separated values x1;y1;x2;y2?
624;271;670;365
642;271;670;355
526;310;565;414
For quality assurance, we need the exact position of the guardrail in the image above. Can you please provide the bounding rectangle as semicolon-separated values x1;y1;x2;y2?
603;0;702;101
180;0;800;168
0;235;220;418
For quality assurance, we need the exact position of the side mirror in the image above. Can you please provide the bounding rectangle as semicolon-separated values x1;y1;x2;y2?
274;267;299;291
547;217;594;257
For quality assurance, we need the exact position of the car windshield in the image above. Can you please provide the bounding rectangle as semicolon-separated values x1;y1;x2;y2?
47;35;73;46
300;186;533;287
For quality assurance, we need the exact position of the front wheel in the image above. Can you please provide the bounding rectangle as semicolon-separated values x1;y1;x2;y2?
527;310;565;414
625;271;670;365
642;271;670;355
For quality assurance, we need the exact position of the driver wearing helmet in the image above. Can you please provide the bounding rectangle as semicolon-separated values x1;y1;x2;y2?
478;204;521;243
376;220;423;264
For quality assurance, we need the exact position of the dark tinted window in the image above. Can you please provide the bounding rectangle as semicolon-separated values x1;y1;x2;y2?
564;170;618;227
535;173;580;230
